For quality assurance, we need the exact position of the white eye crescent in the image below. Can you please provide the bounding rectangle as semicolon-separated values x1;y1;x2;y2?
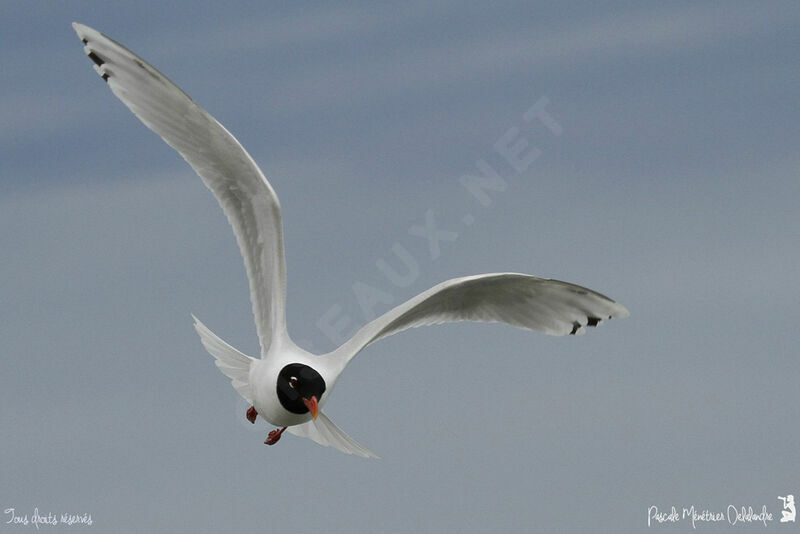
289;376;298;388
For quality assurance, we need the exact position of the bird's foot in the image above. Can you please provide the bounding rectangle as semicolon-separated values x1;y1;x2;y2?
246;405;258;424
265;427;287;446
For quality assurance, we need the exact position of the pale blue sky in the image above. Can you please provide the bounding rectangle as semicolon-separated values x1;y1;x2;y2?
2;2;799;532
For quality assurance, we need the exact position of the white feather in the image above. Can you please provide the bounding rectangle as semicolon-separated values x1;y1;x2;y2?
73;23;287;358
331;273;629;367
287;413;379;459
192;315;254;402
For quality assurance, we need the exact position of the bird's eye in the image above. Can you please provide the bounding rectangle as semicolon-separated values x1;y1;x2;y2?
289;376;298;388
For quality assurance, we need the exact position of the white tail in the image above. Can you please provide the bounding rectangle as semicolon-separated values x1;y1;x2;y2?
192;315;254;402
287;413;379;458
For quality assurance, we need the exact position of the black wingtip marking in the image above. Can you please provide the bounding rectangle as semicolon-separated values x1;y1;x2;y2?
101;73;109;82
587;316;601;327
87;51;104;67
570;321;580;335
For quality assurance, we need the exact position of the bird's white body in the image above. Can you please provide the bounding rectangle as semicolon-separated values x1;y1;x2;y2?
74;22;629;458
249;343;337;427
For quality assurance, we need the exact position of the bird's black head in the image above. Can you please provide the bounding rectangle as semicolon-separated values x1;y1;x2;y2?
276;363;326;418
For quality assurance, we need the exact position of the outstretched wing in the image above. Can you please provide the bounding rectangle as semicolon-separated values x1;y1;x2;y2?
332;273;629;366
73;23;287;356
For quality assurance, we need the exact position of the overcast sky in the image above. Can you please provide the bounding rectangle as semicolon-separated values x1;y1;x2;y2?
2;1;800;532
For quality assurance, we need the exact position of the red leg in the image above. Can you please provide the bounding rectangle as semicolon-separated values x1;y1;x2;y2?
265;427;287;445
246;405;258;424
